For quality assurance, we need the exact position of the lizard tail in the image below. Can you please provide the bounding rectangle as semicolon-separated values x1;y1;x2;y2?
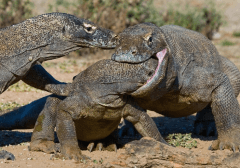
0;96;49;130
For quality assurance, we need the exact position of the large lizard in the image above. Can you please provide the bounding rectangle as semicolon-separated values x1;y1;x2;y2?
0;51;168;160
112;23;240;151
2;23;240;160
0;12;116;95
0;12;116;160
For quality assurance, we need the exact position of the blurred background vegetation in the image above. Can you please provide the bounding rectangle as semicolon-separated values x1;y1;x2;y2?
0;0;225;55
0;0;32;28
0;0;225;39
48;0;225;40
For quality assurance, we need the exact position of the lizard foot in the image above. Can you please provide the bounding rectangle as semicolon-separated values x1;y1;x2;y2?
193;120;217;136
87;142;117;152
60;144;90;161
29;140;56;154
208;130;240;152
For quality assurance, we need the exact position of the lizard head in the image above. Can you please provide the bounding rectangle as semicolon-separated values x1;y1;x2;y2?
112;22;167;63
61;14;116;49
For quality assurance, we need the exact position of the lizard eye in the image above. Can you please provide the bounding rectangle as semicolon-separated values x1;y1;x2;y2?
83;23;97;34
149;37;152;43
148;36;153;47
86;27;92;32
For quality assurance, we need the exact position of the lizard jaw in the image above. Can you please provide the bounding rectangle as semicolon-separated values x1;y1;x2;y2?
131;48;168;97
147;50;166;84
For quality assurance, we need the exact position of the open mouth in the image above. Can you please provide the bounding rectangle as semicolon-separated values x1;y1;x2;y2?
145;49;167;85
131;48;167;97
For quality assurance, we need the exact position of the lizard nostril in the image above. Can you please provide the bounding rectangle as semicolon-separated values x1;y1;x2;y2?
132;50;137;55
112;34;118;39
148;71;153;77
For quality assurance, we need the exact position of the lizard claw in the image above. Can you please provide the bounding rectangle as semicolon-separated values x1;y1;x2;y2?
29;140;56;154
86;141;118;152
60;144;89;161
232;144;236;152
50;153;90;162
219;142;224;150
96;143;103;151
209;131;240;152
87;142;103;152
87;142;94;152
105;144;117;152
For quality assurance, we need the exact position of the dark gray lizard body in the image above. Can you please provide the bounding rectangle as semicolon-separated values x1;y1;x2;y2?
0;12;116;160
112;23;240;151
30;53;170;160
0;12;116;94
2;23;240;159
0;55;166;160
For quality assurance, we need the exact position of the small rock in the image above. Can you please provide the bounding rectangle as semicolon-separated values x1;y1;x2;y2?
0;150;15;161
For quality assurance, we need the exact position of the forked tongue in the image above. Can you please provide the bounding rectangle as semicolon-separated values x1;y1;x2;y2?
131;48;168;97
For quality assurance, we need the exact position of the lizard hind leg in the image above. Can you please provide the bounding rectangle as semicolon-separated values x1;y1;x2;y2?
55;105;89;161
209;75;240;151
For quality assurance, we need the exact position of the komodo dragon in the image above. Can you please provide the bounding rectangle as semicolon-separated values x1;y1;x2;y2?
1;23;240;159
0;12;116;94
0;12;116;160
0;51;168;160
112;23;240;151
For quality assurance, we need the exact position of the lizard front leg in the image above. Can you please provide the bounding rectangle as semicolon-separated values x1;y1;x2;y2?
56;103;89;161
209;76;240;151
22;64;72;96
29;96;62;153
122;97;166;144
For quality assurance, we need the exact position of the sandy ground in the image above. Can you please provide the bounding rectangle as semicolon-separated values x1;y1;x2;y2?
0;0;240;167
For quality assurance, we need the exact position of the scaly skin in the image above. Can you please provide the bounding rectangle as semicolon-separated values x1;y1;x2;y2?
0;12;116;160
3;24;240;159
112;23;240;151
0;12;116;94
0;55;167;160
28;57;167;160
